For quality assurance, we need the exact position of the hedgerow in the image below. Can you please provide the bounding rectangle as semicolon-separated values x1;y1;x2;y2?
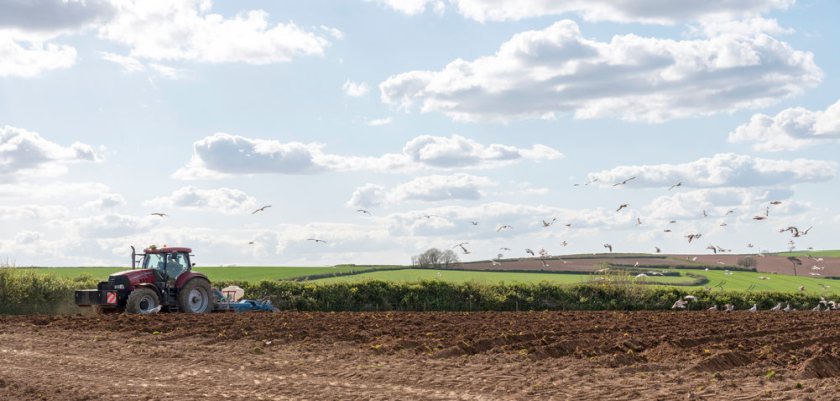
0;269;827;314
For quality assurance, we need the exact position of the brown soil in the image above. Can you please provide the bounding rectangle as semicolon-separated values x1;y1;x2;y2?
4;311;840;400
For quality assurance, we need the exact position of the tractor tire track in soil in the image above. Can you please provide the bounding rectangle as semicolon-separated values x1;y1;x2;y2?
4;311;840;400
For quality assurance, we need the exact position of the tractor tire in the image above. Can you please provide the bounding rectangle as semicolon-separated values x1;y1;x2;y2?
125;287;160;314
178;278;214;313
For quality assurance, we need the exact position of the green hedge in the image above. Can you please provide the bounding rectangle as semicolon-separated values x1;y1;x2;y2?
0;269;97;315
218;279;823;312
0;268;827;315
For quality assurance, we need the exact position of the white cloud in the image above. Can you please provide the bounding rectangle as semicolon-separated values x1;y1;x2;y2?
346;184;388;210
145;186;259;214
14;231;41;245
369;0;445;16
342;80;370;97
588;153;835;188
148;62;183;79
347;174;496;208
379;20;821;123
384;201;635;238
98;0;331;65
366;117;393;126
0;33;77;77
0;125;101;180
0;205;68;220
174;133;561;179
642;187;794;221
0;0;115;33
83;193;126;210
728;99;840;151
0;182;111;201
450;0;793;24
60;213;156;239
100;51;144;72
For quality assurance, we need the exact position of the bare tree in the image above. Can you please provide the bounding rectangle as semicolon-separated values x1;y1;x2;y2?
413;248;459;269
787;256;802;276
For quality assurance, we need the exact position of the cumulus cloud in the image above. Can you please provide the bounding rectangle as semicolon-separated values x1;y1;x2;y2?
0;0;115;33
0;125;101;180
588;153;835;189
384;201;635;238
14;231;42;245
174;133;561;179
728;99;840;151
342;80;370;97
0;33;77;77
379;19;821;123
347;174;496;208
98;0;331;65
0;205;68;220
83;193;126;210
450;0;793;24
145;186;259;214
369;0;446;16
61;213;156;238
643;187;795;221
366;117;393;126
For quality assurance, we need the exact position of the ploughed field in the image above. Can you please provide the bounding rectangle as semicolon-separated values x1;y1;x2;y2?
4;312;840;400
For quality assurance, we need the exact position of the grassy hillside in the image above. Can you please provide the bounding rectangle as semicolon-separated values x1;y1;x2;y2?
773;250;840;258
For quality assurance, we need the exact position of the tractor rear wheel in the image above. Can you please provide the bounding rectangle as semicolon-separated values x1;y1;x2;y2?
178;279;214;313
125;287;160;314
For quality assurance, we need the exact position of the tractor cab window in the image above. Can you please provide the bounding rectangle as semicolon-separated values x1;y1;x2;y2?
142;252;188;281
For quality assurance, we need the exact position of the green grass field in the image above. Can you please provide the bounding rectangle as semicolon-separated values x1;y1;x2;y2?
17;263;840;295
311;268;840;294
20;265;390;282
774;250;840;258
313;269;696;285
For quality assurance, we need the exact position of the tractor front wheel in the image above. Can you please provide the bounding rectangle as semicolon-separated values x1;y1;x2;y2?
125;287;160;314
178;279;214;313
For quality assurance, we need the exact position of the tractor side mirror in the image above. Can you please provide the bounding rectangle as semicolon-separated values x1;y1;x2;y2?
192;262;196;267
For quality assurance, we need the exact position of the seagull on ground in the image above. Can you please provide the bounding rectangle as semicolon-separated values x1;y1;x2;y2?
770;302;782;311
749;304;757;312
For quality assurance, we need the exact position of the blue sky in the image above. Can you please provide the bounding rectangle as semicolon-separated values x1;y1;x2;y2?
0;0;838;266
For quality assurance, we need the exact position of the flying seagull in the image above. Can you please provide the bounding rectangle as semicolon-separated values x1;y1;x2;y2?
252;205;272;214
458;244;471;255
542;218;557;227
668;182;682;191
497;225;513;232
702;210;708;218
636;217;642;225
150;212;167;218
655;246;661;253
616;204;629;212
453;242;469;249
753;216;767;221
470;221;479;226
525;248;536;256
725;209;736;215
603;244;613;253
612;176;636;187
770;201;782;205
706;245;718;254
307;238;327;244
685;234;702;243
356;209;372;215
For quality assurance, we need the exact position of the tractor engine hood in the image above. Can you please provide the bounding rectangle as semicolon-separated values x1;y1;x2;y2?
109;269;156;286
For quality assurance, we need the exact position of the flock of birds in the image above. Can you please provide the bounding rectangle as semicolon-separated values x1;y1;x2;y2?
671;294;840;312
147;175;819;269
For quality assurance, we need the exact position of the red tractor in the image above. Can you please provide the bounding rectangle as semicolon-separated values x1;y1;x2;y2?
75;246;214;314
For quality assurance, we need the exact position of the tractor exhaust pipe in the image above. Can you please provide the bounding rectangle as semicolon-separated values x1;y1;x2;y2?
131;246;136;269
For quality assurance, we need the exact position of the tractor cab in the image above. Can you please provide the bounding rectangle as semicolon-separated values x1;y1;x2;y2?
135;246;193;285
